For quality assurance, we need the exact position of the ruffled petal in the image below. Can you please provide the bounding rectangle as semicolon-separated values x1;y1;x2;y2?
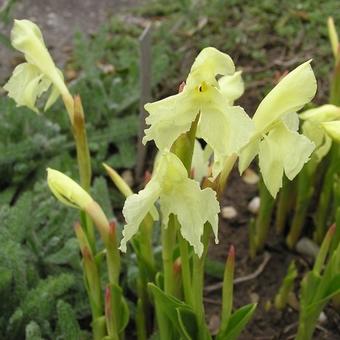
253;61;317;132
218;71;244;105
120;178;161;252
3;63;53;112
186;47;235;89
143;90;199;150
259;122;315;197
160;180;220;257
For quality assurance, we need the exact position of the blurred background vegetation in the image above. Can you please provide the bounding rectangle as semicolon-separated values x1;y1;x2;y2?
0;0;340;338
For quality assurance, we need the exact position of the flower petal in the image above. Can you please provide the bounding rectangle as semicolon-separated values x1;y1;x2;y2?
160;180;219;257
302;120;332;162
258;135;284;198
197;86;253;157
238;138;260;174
3;63;52;112
186;47;235;89
191;140;210;182
218;70;244;105
300;104;340;123
322;121;340;142
143;90;198;150
253;61;317;132
11;19;67;96
259;123;315;197
281;112;300;131
120;178;161;252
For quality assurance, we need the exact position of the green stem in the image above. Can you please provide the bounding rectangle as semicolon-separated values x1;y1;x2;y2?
92;316;107;340
74;224;104;337
254;180;275;253
276;177;295;234
106;223;121;285
71;95;96;253
330;57;340;106
295;322;314;340
286;165;314;249
162;215;177;296
220;246;234;331
136;299;147;340
178;233;193;306
80;211;96;253
314;145;338;244
192;226;210;336
192;254;204;323
139;214;156;277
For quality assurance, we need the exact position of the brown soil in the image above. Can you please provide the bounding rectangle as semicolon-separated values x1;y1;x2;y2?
205;168;340;339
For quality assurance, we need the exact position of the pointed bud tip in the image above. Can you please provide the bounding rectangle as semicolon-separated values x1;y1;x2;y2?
173;257;182;274
328;223;336;236
82;246;92;260
109;219;117;237
228;244;235;259
144;170;152;185
178;81;186;93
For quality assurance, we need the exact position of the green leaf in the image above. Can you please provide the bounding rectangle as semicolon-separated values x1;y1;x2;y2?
148;283;187;331
110;283;130;333
148;283;198;339
217;303;257;340
176;307;199;340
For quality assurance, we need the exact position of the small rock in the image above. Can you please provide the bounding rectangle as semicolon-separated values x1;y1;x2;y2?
295;237;319;258
208;314;220;335
221;206;237;219
250;292;260;303
248;196;260;214
121;170;134;187
318;311;327;324
242;168;260;185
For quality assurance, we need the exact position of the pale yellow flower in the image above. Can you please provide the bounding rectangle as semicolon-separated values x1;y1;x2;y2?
239;61;317;197
300;105;340;161
3;20;73;115
120;150;220;257
143;47;253;168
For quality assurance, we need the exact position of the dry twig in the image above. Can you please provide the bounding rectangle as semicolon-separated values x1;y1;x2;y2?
204;252;271;293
